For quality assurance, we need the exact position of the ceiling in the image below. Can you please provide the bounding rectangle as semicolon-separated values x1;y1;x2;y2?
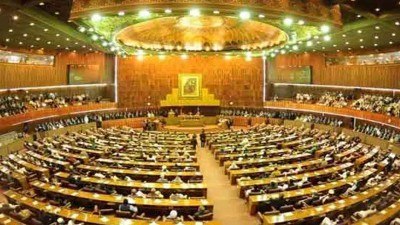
0;0;399;57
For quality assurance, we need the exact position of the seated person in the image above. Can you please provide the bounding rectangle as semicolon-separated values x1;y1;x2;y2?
353;205;377;219
118;199;138;215
156;174;169;183
188;205;210;221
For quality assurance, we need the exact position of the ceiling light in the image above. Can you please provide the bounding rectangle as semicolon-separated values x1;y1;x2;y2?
181;54;188;60
374;43;378;46
44;28;48;32
78;27;86;32
375;26;380;30
91;34;99;41
396;21;400;26
239;11;251;20
138;9;151;18
306;41;313;47
359;39;363;42
357;30;362;34
298;20;305;25
5;38;10;42
375;8;380;12
12;15;18;20
47;41;51;44
165;9;172;14
54;12;60;15
118;11;125;16
189;8;201;17
213;10;220;14
23;33;28;37
91;13;102;22
35;37;40;41
320;25;330;33
39;2;45;6
389;41;393;44
29;22;35;26
374;35;379;39
292;45;299;50
19;42;23;45
392;33;396;36
323;35;331;41
283;18;293;26
342;34;346;37
258;14;265;18
360;46;364;49
56;33;60;37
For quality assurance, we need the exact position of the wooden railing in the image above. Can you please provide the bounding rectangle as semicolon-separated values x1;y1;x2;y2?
264;101;400;128
0;102;117;132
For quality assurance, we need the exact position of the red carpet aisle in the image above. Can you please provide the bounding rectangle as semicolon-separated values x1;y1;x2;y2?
197;143;259;225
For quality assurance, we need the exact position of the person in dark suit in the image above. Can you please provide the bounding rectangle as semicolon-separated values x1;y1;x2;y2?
200;130;206;148
191;135;198;150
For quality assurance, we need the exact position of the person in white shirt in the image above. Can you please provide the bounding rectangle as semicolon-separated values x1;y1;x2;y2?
353;205;377;219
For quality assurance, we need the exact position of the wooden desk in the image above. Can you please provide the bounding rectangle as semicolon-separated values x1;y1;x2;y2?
229;158;324;185
224;153;312;172
56;172;207;197
248;169;376;215
31;181;213;213
355;147;380;166
4;191;220;225
0;213;25;225
76;165;203;181
96;158;199;170
282;137;313;148
262;174;400;224
8;154;50;177
352;198;400;225
238;163;354;198
26;151;70;169
0;166;28;190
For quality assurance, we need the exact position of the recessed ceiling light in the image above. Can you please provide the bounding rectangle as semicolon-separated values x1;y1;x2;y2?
392;33;396;36
39;2;44;6
138;9;151;18
360;46;364;48
35;37;40;41
258;14;265;18
47;41;51;44
283;18;293;26
359;39;363;42
375;8;380;12
342;34;346;37
375;26;380;30
189;8;201;17
213;10;220;14
12;15;18;20
320;25;330;33
29;22;35;26
44;28;48;32
389;41;393;44
56;34;60;37
298;20;305;25
374;35;379;39
323;35;331;41
91;13;102;22
66;38;70;41
78;27;86;33
239;11;251;20
374;43;378;46
5;38;10;42
23;33;28;37
396;21;400;26
54;11;60;15
118;11;125;16
165;9;172;14
357;30;362;34
18;42;23;45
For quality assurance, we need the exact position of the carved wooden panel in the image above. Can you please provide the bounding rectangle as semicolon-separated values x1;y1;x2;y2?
118;55;263;108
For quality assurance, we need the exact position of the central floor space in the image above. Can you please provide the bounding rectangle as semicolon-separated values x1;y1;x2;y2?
196;140;259;225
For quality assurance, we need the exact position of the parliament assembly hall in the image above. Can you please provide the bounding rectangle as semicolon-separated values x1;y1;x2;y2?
0;0;400;225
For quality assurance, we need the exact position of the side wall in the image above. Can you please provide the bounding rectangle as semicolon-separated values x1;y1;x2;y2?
0;52;114;88
268;53;400;89
118;55;264;108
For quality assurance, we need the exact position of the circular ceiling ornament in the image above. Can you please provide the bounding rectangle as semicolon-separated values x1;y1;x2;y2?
115;16;288;52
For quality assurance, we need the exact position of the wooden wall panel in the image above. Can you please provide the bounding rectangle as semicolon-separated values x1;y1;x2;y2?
271;53;400;88
118;55;263;108
0;52;110;89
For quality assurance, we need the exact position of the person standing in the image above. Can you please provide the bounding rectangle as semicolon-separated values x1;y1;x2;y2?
191;134;198;150
200;129;206;148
